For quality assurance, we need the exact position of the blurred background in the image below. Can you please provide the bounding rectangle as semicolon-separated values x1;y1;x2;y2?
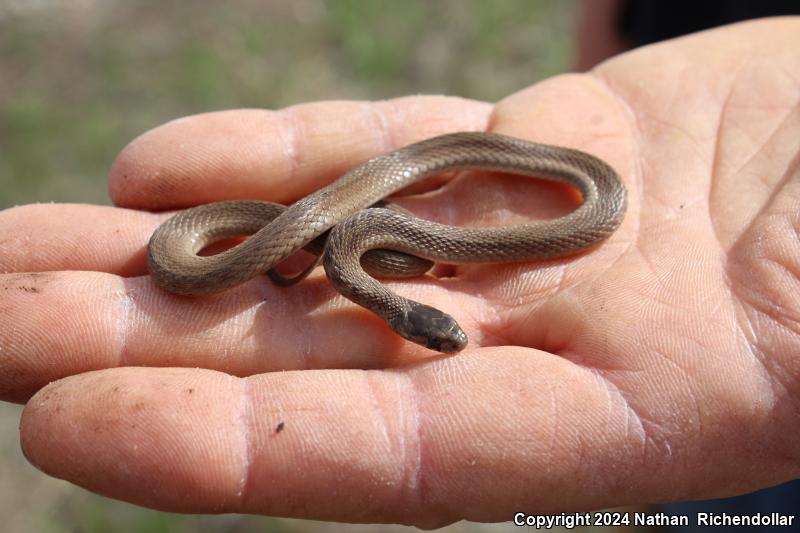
0;0;573;208
1;1;579;532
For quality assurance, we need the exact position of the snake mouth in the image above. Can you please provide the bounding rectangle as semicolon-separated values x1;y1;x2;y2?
396;303;469;353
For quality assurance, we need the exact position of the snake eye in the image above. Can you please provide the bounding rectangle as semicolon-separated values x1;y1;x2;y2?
398;304;468;353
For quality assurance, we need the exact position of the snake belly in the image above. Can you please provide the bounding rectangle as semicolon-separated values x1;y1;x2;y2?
147;132;627;353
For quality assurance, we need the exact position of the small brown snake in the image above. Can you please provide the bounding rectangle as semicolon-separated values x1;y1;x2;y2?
147;132;627;352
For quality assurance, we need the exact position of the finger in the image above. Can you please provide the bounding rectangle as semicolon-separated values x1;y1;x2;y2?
0;271;127;402
21;357;649;526
0;269;483;402
0;203;161;276
110;96;492;210
0;202;373;279
0;187;581;279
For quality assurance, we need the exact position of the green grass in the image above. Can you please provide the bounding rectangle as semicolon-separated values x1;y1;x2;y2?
0;0;574;208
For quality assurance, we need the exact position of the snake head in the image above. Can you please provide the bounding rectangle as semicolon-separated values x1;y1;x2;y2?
396;303;468;353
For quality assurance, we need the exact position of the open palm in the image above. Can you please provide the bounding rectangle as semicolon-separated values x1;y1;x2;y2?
2;18;799;527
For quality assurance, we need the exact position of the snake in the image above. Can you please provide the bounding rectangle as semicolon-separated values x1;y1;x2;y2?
147;132;627;353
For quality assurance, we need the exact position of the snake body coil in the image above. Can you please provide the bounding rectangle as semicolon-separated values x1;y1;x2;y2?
147;132;627;352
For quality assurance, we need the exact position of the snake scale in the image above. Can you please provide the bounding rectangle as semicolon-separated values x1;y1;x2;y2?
147;132;627;352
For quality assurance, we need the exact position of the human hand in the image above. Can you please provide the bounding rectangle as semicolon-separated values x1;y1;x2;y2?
3;17;799;527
